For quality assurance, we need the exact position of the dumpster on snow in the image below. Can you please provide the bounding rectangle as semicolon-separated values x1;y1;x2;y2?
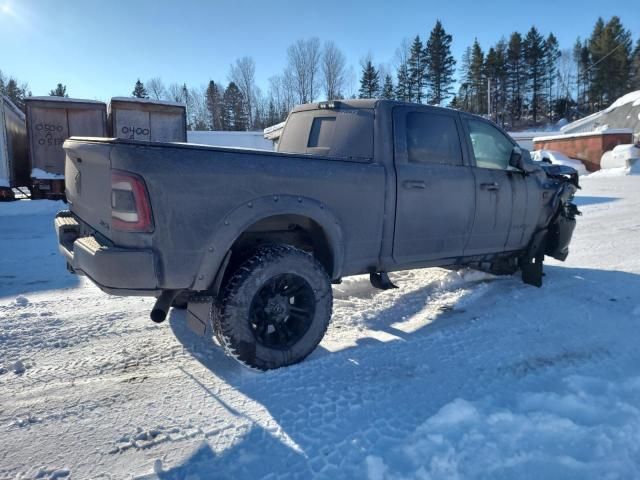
25;97;107;199
108;97;187;143
0;95;28;200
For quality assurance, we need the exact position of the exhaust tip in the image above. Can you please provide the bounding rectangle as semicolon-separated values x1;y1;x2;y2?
150;308;167;323
150;290;179;324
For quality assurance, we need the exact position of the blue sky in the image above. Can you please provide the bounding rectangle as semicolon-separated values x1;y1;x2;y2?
1;0;638;101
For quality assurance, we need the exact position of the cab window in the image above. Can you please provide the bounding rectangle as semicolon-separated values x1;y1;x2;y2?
406;112;463;165
465;119;514;170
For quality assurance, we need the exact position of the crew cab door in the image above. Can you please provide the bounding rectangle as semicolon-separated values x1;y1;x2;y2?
462;117;529;254
392;107;475;264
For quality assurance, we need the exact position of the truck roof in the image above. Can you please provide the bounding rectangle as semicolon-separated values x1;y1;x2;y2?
290;98;461;116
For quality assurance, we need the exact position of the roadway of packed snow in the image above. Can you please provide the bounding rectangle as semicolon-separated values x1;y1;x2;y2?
1;172;640;479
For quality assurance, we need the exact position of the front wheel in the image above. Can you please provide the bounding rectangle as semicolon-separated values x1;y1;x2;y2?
214;245;332;370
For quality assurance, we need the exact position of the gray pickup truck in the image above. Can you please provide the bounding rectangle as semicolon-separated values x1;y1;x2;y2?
55;99;579;369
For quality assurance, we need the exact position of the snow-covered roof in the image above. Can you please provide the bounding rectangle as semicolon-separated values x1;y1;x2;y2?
562;90;640;136
533;128;634;143
604;90;640;112
560;110;605;134
110;97;186;108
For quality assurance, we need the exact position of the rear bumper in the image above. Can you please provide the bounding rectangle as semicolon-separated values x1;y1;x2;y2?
55;212;159;295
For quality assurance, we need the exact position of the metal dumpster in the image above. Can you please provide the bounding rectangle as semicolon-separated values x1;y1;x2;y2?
25;97;107;199
0;95;28;200
108;97;187;143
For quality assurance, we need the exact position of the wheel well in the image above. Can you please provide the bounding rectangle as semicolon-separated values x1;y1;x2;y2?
226;214;335;278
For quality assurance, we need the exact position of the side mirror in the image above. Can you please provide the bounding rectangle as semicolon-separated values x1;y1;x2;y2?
509;146;523;170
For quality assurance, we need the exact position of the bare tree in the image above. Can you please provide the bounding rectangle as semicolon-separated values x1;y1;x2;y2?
268;74;296;121
188;85;209;130
167;83;185;103
321;41;347;100
556;49;576;100
229;57;256;128
286;38;322;104
146;77;167;100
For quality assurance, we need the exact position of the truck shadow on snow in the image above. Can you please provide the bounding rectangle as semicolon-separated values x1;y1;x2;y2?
573;195;619;206
163;264;640;478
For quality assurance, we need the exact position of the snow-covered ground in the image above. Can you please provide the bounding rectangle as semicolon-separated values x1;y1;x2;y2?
1;173;640;479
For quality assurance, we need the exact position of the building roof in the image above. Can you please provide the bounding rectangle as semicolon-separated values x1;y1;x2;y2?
561;90;640;136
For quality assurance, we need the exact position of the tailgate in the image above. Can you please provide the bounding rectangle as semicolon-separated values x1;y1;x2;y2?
63;139;113;238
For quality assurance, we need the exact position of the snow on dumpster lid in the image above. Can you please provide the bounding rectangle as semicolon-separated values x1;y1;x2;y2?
532;128;634;143
26;96;106;105
110;97;186;108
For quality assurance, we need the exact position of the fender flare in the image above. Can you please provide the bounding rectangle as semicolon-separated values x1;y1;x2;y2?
191;195;345;291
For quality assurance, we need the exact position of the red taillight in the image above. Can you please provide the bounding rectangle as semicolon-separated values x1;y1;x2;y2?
111;170;153;232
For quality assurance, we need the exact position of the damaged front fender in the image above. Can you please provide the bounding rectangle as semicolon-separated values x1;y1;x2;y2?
542;164;581;261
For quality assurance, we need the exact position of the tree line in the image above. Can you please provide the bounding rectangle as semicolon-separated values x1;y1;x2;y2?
2;15;639;131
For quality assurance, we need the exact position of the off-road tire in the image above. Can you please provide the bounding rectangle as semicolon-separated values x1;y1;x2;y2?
213;244;332;370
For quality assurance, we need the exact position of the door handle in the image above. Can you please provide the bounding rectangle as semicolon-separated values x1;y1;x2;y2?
480;182;499;191
403;180;426;190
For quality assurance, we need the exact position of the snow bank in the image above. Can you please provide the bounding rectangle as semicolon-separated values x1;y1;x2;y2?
589;163;640;177
531;150;589;176
366;375;640;479
31;168;64;180
600;144;640;169
0;199;63;217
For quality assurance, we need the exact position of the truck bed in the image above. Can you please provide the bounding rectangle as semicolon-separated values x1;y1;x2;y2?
62;137;387;293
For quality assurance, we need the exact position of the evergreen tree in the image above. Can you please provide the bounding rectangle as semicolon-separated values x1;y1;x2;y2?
544;33;560;120
223;82;248;131
358;60;380;99
381;75;394;100
395;62;411;101
180;84;193;130
631;40;640;90
425;20;456;105
588;16;632;109
485;40;508;124
408;35;427;102
132;79;148;99
506;32;526;124
573;38;589;111
5;79;26;110
468;39;486;114
455;46;473;111
49;83;68;97
523;26;547;124
266;100;279;127
205;81;223;130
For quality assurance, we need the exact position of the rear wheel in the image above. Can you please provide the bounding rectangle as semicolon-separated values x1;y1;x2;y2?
214;244;332;370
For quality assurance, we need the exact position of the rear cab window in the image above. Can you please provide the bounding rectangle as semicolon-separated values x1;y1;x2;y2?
406;112;463;165
393;106;465;166
278;106;374;161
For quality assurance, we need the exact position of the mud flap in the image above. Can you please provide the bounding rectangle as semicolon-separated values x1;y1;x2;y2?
521;257;544;287
186;295;214;337
521;230;546;288
369;271;398;290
